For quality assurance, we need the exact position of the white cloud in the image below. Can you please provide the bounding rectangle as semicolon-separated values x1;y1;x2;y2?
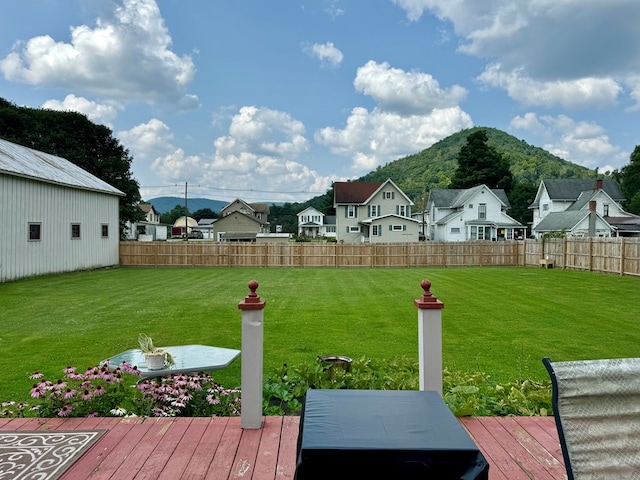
510;113;628;170
315;61;472;173
303;42;344;68
391;0;640;109
42;94;121;127
478;64;622;108
120;108;335;202
354;60;467;114
316;106;472;173
0;0;197;108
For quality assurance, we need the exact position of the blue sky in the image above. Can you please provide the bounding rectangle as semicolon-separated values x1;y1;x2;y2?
2;0;639;203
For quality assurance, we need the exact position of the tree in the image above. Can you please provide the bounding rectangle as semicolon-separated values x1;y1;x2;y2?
160;204;188;225
450;129;514;192
191;208;218;221
620;145;640;215
0;98;144;236
507;182;537;227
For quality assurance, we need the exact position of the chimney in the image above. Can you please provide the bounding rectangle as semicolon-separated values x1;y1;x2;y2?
588;200;596;236
595;179;603;190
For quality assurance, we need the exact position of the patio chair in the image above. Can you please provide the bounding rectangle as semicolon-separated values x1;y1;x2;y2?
543;357;640;479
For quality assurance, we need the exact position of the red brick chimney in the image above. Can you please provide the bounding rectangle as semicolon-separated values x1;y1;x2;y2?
595;179;603;190
589;200;597;211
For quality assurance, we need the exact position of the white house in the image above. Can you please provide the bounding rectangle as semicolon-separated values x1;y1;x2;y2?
297;206;336;239
125;203;167;241
333;179;419;243
530;179;640;238
0;138;124;283
425;185;525;242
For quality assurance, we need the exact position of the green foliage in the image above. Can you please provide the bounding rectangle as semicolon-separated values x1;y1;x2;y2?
191;208;218;221
450;129;514;192
359;126;596;202
507;182;537;226
160;204;188;225
620;145;640;214
0;98;144;235
262;357;552;417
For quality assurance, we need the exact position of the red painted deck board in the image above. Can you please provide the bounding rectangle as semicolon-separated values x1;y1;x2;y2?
0;416;566;479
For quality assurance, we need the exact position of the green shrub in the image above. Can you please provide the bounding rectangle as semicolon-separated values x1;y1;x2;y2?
262;357;552;417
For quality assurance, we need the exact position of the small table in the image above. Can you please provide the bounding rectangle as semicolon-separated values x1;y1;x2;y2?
295;389;489;479
104;344;241;378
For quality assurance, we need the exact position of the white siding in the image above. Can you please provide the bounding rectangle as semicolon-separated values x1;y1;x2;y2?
1;174;120;282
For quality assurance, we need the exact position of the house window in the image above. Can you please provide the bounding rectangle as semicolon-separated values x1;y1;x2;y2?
71;223;81;239
372;225;381;236
29;223;41;241
450;227;460;234
396;205;407;216
347;205;356;218
101;224;109;238
326;226;336;233
348;226;361;233
370;205;380;217
542;203;549;211
468;204;473;209
470;225;491;240
478;204;487;220
390;224;406;232
383;191;395;199
603;204;609;216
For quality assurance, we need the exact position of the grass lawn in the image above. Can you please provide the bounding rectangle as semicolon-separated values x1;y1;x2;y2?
1;266;639;403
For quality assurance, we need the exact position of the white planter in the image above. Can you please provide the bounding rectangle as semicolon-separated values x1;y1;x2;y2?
145;353;166;370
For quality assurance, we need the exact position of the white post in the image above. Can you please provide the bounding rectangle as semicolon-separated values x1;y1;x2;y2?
238;279;265;429
414;279;444;395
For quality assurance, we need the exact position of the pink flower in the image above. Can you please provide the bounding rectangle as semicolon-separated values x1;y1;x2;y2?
63;388;77;399
87;412;97;418
81;389;93;400
93;385;106;396
52;379;67;391
58;405;72;417
30;372;44;379
63;366;76;374
30;385;44;398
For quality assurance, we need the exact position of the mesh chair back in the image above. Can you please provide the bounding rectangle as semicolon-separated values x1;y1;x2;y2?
543;357;640;480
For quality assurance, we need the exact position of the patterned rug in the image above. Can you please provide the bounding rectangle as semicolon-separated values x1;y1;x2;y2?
0;430;104;480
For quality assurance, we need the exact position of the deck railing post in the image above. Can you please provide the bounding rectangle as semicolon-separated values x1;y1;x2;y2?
414;279;444;395
238;279;266;429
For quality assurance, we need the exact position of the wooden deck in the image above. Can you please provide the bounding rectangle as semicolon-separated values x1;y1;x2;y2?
0;415;567;479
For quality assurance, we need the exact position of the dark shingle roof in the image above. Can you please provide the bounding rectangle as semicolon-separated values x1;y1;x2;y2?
534;211;589;232
334;181;382;204
429;186;510;208
543;179;624;202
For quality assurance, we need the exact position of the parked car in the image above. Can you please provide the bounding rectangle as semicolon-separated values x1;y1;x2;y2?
188;230;204;239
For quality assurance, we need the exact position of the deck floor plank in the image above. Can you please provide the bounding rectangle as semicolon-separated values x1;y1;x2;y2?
205;416;242;479
0;416;565;480
181;417;229;480
157;417;211;480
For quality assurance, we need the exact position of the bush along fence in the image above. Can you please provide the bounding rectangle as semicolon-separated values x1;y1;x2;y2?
120;238;640;276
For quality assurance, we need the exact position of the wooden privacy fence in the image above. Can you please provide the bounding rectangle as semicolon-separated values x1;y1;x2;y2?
120;238;640;276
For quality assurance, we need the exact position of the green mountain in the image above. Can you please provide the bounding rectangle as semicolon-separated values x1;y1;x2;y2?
358;126;597;202
147;196;227;214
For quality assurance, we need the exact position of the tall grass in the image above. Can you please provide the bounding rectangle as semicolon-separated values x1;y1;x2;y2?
1;266;638;402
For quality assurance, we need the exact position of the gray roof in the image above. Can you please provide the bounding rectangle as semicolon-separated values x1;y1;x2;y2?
542;179;623;202
0;138;124;196
429;186;510;208
534;211;590;232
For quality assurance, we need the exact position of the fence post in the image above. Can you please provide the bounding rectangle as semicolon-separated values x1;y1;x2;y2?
414;279;445;395
238;279;266;429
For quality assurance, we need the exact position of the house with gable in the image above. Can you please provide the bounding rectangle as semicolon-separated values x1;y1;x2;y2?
297;206;336;239
425;185;525;242
212;198;270;242
530;179;640;238
333;179;419;243
125;203;167;240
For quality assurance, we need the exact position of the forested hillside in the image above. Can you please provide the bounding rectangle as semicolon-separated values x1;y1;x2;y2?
359;126;596;201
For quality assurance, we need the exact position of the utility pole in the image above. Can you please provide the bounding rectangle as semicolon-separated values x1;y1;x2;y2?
184;182;188;241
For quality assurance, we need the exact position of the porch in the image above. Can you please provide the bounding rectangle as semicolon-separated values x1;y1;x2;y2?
0;415;567;479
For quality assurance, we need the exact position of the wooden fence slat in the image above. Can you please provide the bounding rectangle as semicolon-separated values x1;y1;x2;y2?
118;238;640;276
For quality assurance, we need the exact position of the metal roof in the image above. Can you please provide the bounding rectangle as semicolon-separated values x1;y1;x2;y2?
0;138;124;196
